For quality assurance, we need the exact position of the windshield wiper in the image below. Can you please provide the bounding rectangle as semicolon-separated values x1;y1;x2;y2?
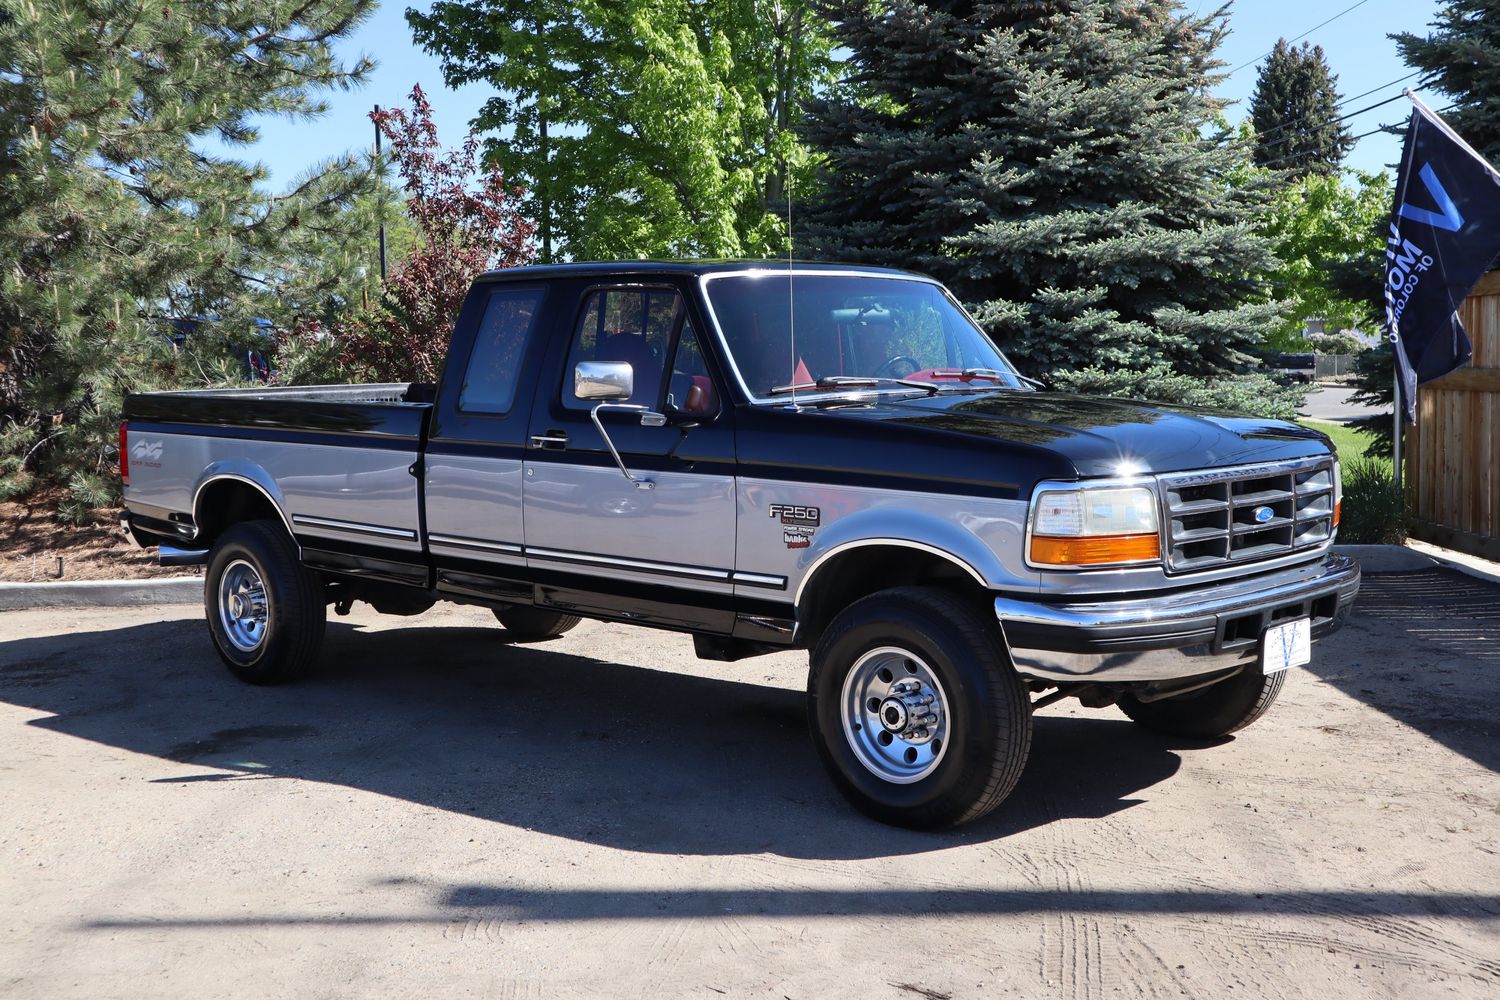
768;375;939;396
918;368;1043;390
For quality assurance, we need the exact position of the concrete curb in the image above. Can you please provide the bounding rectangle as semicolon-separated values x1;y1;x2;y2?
1334;542;1500;585
0;576;202;612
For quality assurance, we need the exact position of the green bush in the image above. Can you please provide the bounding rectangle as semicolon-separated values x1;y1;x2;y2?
1339;458;1409;544
1052;363;1310;420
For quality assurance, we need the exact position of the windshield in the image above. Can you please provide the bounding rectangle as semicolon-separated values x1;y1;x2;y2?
701;273;1025;400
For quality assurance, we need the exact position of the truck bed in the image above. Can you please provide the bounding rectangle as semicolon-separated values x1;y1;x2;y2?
123;383;440;587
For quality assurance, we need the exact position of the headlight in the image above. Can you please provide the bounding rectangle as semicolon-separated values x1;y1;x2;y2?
1029;484;1161;568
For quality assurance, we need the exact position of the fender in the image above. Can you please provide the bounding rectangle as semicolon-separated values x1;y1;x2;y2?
192;461;296;541
791;507;1035;608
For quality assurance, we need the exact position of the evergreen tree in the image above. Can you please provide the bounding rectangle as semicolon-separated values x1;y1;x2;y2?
1249;39;1353;178
0;0;380;511
801;1;1282;380
1393;0;1500;165
407;0;836;261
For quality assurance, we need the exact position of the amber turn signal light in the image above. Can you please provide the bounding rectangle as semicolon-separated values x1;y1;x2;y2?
1029;532;1160;567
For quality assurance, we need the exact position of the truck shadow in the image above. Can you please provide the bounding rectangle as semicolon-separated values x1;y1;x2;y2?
0;616;1191;859
1309;568;1500;774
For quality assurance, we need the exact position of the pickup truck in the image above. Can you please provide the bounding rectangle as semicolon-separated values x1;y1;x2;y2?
121;261;1360;829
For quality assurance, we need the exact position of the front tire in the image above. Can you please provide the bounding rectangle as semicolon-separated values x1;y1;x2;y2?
492;606;582;641
1118;666;1286;738
808;586;1032;830
204;520;326;684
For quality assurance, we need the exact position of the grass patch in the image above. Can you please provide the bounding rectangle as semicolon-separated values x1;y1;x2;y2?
1300;420;1389;469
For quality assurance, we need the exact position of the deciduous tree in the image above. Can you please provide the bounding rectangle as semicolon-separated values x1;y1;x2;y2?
1261;170;1390;348
278;87;535;384
406;0;835;261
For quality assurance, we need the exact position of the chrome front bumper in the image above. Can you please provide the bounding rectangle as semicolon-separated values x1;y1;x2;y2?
995;554;1361;684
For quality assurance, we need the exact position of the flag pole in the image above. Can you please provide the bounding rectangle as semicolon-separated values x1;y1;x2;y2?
1388;88;1424;494
1392;366;1402;491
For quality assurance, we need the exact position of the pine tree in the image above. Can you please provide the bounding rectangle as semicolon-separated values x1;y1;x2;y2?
1249;39;1353;178
0;0;380;510
1393;0;1500;165
801;1;1282;380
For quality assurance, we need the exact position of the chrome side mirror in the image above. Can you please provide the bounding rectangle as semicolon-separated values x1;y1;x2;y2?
575;361;633;401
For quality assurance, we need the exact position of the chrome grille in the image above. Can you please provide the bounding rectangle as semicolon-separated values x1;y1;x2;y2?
1158;458;1336;573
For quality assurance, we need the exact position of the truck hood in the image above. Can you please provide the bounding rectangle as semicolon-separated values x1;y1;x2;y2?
820;390;1331;477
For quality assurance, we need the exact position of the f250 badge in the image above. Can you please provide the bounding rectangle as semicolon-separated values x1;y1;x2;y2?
769;504;820;549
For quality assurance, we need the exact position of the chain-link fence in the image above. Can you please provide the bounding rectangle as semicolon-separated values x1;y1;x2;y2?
1314;354;1358;379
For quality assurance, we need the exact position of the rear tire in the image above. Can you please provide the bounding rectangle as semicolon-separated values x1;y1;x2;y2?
1118;666;1286;738
204;520;326;685
808;586;1032;830
492;606;582;641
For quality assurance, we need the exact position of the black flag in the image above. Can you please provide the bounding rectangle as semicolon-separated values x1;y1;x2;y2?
1386;97;1500;421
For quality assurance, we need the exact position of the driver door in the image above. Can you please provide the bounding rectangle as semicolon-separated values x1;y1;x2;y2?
522;283;738;632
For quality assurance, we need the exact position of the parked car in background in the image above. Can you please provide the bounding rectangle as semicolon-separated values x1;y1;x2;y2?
1265;352;1317;383
163;315;274;381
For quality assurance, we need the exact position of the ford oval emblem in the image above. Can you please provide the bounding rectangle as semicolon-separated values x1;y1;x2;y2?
1253;505;1275;524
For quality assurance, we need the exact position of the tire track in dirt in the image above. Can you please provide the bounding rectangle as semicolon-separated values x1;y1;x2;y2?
1112;922;1196;1000
1177;916;1500;983
1035;794;1107;1000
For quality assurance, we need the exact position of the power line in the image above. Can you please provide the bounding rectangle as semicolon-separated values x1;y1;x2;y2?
1255;103;1454;170
1227;0;1376;75
1338;70;1422;108
1251;90;1410;148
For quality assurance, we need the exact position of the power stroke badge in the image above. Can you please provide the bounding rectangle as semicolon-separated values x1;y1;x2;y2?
769;503;821;549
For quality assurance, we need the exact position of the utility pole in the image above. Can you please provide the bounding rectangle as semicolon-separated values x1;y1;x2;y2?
374;104;388;281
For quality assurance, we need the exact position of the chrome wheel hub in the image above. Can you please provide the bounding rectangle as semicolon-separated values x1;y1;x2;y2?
218;559;269;653
840;646;950;784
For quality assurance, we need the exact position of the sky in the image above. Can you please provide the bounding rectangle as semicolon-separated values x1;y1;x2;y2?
238;0;1446;188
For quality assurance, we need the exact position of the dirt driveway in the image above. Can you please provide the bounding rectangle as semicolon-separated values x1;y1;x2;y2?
2;569;1497;998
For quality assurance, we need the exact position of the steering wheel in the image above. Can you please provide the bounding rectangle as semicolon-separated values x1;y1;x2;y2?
872;354;922;379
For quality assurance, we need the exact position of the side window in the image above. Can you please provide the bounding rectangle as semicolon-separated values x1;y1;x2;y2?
666;320;718;416
563;287;680;409
459;286;547;413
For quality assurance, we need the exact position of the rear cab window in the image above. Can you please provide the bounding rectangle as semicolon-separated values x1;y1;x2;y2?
459;286;548;414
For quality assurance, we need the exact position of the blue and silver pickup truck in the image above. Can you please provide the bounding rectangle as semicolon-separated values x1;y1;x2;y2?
121;262;1360;829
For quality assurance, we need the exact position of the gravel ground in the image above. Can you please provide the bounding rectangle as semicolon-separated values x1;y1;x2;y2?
1;573;1497;999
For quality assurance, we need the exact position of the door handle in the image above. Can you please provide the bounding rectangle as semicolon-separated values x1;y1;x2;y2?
529;431;569;449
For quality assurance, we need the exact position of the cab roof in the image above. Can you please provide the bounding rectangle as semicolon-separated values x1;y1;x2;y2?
476;260;928;282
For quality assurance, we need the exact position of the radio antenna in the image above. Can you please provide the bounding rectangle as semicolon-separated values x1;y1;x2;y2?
786;170;797;407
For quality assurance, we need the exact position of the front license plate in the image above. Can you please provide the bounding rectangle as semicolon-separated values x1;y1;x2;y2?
1262;618;1311;674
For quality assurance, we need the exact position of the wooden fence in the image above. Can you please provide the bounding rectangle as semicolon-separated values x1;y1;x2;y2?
1406;270;1500;561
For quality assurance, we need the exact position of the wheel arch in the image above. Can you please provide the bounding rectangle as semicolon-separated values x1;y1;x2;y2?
192;468;294;548
795;539;992;648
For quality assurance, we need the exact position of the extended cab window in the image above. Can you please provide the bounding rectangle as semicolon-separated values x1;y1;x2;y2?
459;286;547;413
563;287;680;409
